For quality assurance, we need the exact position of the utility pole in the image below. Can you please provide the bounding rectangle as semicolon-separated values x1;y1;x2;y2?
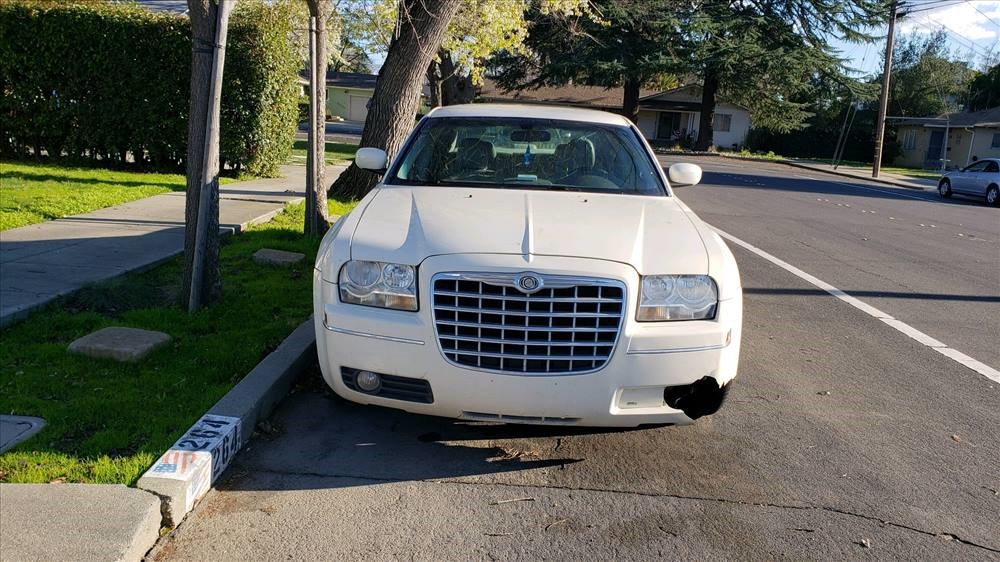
872;1;897;178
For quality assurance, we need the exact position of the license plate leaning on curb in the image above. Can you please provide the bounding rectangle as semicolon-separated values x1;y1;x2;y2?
147;415;242;512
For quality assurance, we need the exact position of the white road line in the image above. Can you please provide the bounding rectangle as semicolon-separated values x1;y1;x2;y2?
712;226;1000;384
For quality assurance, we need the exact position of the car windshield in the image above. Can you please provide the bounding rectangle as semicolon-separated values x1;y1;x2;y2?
388;117;666;195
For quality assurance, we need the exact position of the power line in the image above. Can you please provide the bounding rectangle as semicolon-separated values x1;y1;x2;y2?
963;0;1000;29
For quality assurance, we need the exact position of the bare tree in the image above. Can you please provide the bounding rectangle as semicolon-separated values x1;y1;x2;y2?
305;0;332;235
184;0;234;309
330;0;463;200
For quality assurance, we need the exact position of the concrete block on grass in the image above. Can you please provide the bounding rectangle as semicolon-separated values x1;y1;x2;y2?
0;483;161;562
253;248;305;266
68;327;171;362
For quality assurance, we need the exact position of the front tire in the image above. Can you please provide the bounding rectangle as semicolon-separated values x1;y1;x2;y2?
938;179;952;198
987;185;1000;207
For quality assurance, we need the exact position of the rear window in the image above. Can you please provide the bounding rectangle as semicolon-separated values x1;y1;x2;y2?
387;117;666;195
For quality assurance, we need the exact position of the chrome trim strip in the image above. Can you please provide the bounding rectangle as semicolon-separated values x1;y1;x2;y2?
323;322;425;345
626;342;729;355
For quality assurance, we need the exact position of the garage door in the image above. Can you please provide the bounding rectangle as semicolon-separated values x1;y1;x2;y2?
348;95;370;122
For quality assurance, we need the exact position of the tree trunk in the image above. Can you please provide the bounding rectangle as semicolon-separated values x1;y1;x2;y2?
329;0;463;201
305;2;330;235
695;67;719;151
439;50;475;106
182;0;227;307
622;76;641;124
427;57;442;109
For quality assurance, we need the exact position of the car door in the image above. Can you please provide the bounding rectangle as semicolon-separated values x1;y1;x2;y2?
954;161;988;193
979;161;1000;196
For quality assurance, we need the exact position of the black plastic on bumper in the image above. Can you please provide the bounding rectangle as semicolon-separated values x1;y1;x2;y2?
341;367;434;404
663;377;728;420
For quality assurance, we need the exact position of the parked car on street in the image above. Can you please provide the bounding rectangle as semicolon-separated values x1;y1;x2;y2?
938;158;1000;206
313;104;743;427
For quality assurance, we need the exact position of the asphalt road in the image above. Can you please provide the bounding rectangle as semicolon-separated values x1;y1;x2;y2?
152;158;1000;561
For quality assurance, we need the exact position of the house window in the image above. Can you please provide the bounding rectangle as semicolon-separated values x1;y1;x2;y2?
992;133;1000;148
713;113;732;132
902;129;916;150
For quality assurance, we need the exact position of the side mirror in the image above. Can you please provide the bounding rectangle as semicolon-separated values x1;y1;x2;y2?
668;163;702;187
355;147;388;173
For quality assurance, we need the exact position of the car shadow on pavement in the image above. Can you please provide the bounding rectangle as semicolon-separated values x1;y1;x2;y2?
217;378;661;493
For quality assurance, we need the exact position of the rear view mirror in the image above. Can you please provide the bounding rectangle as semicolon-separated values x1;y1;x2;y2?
668;163;702;187
355;147;388;172
510;130;551;143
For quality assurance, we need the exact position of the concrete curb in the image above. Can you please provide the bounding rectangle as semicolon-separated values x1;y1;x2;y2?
137;317;317;526
654;149;934;192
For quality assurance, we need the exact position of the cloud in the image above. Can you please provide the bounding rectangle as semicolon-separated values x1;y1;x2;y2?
897;1;1000;42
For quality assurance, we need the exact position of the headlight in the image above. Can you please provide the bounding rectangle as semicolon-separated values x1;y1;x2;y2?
339;260;417;311
638;275;717;321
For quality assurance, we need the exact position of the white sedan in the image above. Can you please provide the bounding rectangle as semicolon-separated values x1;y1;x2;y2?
313;104;742;427
938;158;1000;206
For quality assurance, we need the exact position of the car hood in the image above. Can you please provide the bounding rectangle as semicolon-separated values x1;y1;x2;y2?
348;186;709;274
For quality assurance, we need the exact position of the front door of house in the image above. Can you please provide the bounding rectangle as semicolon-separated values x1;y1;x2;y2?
656;112;684;140
925;130;944;166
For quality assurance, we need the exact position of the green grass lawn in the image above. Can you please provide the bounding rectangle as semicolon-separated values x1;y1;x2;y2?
287;140;358;166
0;199;358;485
0;161;237;231
832;161;941;180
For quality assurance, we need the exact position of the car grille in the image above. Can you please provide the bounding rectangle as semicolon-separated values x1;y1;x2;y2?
432;273;626;374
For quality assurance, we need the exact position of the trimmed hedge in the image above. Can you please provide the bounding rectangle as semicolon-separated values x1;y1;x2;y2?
0;0;301;177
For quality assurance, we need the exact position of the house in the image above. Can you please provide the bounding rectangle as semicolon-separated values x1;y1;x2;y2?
299;71;378;122
894;106;1000;170
476;81;752;148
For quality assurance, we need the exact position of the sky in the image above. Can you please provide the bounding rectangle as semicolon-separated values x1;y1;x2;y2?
834;0;1000;77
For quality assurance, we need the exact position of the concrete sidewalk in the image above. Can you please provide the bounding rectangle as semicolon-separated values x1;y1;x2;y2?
0;165;343;326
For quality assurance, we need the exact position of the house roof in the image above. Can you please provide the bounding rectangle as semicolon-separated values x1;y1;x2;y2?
477;79;660;109
477;80;747;113
897;106;1000;128
298;71;379;90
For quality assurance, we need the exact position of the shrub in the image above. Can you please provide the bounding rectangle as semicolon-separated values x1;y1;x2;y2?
0;0;300;177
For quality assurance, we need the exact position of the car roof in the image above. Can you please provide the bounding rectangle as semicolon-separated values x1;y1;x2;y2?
426;103;632;127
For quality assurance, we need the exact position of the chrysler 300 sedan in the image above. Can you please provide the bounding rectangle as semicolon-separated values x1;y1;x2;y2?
313;104;743;427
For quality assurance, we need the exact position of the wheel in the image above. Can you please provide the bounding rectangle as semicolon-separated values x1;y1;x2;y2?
938;179;952;198
987;184;1000;207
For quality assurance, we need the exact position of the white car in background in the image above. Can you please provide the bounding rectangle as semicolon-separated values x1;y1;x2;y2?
938;158;1000;206
313;104;742;427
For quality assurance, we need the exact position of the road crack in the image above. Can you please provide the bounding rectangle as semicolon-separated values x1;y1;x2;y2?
242;466;999;553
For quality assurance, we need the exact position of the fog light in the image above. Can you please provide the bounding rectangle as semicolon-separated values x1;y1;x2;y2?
355;370;381;392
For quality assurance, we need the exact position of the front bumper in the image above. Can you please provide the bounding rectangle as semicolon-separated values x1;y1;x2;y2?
314;254;742;427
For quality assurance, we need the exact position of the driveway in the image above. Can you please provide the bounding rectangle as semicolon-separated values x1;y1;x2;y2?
151;157;1000;561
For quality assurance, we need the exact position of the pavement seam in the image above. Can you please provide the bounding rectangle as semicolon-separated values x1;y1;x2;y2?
234;465;1000;553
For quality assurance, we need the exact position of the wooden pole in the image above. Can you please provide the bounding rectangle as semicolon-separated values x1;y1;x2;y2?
189;0;232;313
872;1;896;179
306;16;318;235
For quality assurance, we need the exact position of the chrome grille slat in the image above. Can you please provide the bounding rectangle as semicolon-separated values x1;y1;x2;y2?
433;305;620;318
435;319;618;332
432;272;626;375
433;290;620;303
